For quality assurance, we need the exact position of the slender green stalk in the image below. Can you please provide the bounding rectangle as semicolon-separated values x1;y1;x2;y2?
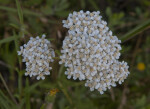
121;19;150;42
15;0;25;38
18;73;22;103
57;63;73;104
15;68;23;107
58;64;64;78
0;73;18;105
14;1;25;108
13;31;22;68
25;79;30;109
57;82;72;105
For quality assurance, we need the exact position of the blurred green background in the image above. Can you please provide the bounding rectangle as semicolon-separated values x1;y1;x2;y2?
0;0;150;109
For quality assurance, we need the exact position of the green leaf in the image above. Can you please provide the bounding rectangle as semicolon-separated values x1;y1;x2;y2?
134;95;146;109
120;19;150;42
106;7;112;17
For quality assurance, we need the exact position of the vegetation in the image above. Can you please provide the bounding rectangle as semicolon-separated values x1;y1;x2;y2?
0;0;150;109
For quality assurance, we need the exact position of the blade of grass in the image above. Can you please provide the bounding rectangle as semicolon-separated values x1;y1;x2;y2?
120;19;150;42
0;90;19;109
0;35;20;45
15;0;23;24
0;6;42;17
0;90;12;109
0;73;18;106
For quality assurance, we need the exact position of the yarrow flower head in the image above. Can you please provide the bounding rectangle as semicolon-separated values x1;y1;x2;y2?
59;10;130;94
18;34;55;80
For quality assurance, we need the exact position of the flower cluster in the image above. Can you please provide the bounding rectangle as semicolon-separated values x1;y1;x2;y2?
18;34;55;80
85;60;129;94
60;10;130;94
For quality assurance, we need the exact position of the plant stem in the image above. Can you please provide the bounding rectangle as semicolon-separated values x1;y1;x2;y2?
58;64;64;78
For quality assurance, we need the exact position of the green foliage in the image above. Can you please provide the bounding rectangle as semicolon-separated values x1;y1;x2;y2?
106;7;125;29
0;0;150;109
0;35;20;44
41;0;70;17
120;19;150;42
0;90;18;109
88;0;99;10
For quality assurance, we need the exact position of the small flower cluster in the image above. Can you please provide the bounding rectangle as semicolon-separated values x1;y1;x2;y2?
85;60;129;94
18;34;55;80
60;10;130;94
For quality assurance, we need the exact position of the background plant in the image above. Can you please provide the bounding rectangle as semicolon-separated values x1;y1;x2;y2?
0;0;150;109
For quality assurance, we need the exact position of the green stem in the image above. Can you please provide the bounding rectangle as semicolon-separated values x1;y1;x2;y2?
58;64;64;78
15;0;23;24
18;73;22;103
25;79;30;109
16;69;22;105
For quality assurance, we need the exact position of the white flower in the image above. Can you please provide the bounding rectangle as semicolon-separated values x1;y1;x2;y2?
18;34;55;80
60;10;130;94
